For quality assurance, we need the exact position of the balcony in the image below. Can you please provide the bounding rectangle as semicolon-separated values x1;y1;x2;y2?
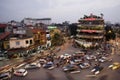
77;29;104;33
77;25;104;30
76;34;104;39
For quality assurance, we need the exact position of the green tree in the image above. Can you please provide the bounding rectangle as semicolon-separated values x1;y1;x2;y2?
105;25;116;41
51;32;65;46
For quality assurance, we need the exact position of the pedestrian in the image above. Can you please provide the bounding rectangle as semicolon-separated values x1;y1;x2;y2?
11;67;14;74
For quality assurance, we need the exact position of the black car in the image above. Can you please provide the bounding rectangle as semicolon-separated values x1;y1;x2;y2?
91;66;103;75
63;64;78;72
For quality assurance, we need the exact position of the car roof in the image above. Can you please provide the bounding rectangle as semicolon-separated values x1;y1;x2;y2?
0;72;10;76
75;51;84;54
113;62;120;65
30;63;37;65
47;62;53;64
17;69;26;72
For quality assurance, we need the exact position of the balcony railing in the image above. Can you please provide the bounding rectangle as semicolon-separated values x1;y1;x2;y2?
77;29;104;33
77;25;104;30
76;34;104;39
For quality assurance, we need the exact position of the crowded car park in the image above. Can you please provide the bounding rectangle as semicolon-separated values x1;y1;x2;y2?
6;47;117;80
0;41;119;80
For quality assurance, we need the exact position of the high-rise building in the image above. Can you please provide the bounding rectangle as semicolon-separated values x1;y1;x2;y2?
75;14;105;48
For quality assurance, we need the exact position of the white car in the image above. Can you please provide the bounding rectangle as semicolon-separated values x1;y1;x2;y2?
86;55;96;60
98;57;107;63
79;63;90;69
60;54;71;59
25;62;41;69
14;69;28;76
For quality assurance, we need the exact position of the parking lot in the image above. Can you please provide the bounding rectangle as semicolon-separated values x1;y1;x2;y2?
9;40;120;80
0;39;120;80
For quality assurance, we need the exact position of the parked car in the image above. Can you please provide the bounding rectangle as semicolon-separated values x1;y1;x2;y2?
60;54;71;59
0;53;6;61
108;62;120;70
0;57;6;61
39;59;47;65
0;71;12;80
43;62;54;68
91;66;103;75
79;62;90;69
63;64;78;72
25;62;41;69
74;51;85;56
74;59;82;63
85;55;96;60
71;59;82;65
98;57;107;63
14;69;28;76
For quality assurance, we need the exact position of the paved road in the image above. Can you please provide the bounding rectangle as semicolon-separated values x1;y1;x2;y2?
12;68;69;80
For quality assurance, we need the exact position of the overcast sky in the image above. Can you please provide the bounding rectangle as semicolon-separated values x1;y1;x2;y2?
0;0;120;23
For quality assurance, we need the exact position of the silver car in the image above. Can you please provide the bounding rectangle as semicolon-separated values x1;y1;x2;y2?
0;72;11;80
25;62;41;69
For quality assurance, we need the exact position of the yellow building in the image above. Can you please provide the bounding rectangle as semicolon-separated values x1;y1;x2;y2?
31;29;46;45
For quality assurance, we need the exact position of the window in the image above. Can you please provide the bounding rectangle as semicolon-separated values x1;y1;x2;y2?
16;41;20;45
30;40;33;44
26;40;28;44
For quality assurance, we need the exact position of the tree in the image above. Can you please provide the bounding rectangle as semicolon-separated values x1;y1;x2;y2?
69;23;77;36
105;25;116;41
51;33;65;46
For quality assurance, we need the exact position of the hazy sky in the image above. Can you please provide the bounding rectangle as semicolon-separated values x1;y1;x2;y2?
0;0;120;23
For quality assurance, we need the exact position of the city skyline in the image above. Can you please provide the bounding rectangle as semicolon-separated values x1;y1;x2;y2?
0;0;120;23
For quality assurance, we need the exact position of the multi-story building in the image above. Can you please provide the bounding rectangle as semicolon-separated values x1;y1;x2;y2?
9;37;34;49
75;14;105;48
23;18;51;26
31;29;46;46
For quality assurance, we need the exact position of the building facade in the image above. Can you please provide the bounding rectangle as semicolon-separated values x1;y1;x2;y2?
9;37;34;49
31;29;46;46
23;18;51;26
75;14;105;48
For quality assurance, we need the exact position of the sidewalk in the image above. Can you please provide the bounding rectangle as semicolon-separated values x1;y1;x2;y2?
0;58;24;67
0;58;25;73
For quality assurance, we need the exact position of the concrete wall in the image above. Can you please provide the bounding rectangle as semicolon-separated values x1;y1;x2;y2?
9;37;34;49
